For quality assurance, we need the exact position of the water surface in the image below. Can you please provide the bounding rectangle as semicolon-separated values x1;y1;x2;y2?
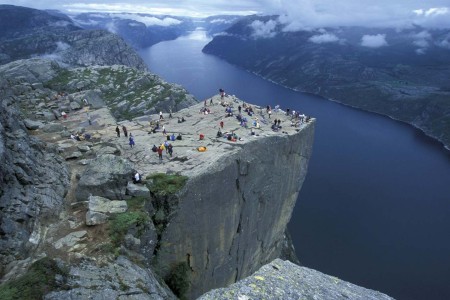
139;30;450;300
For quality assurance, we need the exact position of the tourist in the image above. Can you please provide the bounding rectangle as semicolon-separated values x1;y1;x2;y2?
61;111;67;120
133;171;142;184
115;126;120;137
168;143;173;157
129;134;135;148
122;125;128;137
220;120;224;129
159;111;163;120
157;145;163;161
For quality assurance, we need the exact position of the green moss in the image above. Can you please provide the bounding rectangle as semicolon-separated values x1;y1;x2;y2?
109;212;149;247
0;257;67;300
147;173;188;196
165;262;191;300
126;196;148;211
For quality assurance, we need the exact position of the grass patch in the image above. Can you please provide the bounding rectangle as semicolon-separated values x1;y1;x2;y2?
126;196;148;211
165;262;191;300
147;173;188;196
109;212;149;247
0;257;67;300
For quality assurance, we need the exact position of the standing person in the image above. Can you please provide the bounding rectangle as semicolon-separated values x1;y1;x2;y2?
122;125;128;137
220;120;224;129
210;98;213;105
61;111;67;120
168;143;173;157
159;111;163;120
115;126;120;137
87;112;92;125
129;133;135;148
157;145;163;161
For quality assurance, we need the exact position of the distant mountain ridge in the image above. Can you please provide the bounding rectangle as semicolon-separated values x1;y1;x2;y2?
0;5;146;70
203;15;450;149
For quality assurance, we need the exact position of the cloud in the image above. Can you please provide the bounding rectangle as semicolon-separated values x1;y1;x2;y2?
361;34;388;48
250;20;278;39
309;33;340;44
411;30;432;53
435;34;450;49
113;14;182;27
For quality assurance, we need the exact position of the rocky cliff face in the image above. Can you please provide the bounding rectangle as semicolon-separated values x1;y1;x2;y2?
0;84;70;278
203;16;450;149
152;117;315;298
0;5;146;70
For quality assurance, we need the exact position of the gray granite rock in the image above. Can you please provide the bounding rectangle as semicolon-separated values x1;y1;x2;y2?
77;144;90;152
199;259;394;300
44;256;176;300
85;211;108;226
88;195;128;214
76;154;134;201
70;101;81;110
126;182;150;197
65;151;82;160
23;119;44;130
42;123;64;133
54;231;87;250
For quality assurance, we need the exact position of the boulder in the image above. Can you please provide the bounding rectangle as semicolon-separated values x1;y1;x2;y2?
85;211;108;226
42;123;64;133
77;145;90;152
126;182;150;197
65;151;82;160
76;154;134;201
87;195;127;214
23;119;43;130
70;101;81;110
54;231;87;250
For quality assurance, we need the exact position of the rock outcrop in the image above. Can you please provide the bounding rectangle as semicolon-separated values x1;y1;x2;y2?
45;256;177;300
199;259;394;300
151;112;315;299
76;154;134;201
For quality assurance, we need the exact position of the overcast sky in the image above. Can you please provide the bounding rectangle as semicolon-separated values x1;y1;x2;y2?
2;0;450;28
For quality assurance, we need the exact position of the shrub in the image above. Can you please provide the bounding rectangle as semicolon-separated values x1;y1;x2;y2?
147;173;188;196
109;212;149;247
0;257;67;300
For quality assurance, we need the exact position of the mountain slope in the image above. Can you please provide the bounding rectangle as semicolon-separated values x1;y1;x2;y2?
0;5;146;70
203;16;450;149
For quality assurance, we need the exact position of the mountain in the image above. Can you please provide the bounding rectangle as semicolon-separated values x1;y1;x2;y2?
0;5;146;70
203;15;450;149
71;12;196;49
201;15;242;36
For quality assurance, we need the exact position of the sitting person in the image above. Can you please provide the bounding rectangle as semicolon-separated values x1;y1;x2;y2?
176;133;182;140
217;129;223;138
152;144;158;152
133;172;142;184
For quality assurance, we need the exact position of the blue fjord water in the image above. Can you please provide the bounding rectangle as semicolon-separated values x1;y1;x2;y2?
139;30;450;300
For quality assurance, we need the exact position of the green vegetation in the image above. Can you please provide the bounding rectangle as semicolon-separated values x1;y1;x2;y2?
0;257;68;300
109;211;150;247
147;173;188;196
165;262;191;300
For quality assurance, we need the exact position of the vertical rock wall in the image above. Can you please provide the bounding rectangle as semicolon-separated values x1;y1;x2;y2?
154;122;315;299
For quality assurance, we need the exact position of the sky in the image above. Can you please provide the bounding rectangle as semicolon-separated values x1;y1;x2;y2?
2;0;450;29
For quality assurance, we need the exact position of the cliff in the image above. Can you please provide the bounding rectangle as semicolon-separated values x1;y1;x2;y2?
202;16;450;149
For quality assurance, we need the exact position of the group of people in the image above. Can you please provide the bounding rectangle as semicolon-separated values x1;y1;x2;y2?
70;132;91;141
152;141;174;161
115;125;135;148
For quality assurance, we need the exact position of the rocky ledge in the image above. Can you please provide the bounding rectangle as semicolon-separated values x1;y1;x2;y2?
199;259;394;300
